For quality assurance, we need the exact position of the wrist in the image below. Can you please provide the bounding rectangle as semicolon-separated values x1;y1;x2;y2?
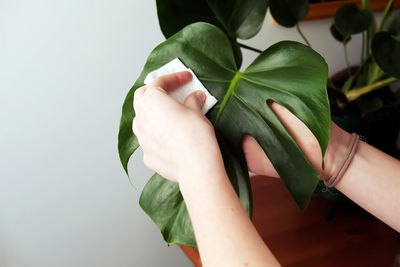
323;122;352;180
177;144;227;186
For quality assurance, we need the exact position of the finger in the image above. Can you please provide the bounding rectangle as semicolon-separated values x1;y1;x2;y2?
150;71;192;93
242;135;279;178
132;117;139;136
133;85;147;112
184;90;206;111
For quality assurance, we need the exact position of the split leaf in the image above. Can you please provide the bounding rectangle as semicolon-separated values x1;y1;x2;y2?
118;22;330;246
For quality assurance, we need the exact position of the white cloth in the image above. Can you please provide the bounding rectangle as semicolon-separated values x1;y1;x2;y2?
144;58;218;114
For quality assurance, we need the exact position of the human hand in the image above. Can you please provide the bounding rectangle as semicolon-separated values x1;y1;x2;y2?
132;71;224;184
242;102;351;179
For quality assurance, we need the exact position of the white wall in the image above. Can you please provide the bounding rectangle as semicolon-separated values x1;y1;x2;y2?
0;1;374;267
0;1;191;266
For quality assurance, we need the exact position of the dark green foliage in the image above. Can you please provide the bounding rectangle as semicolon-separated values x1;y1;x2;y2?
269;0;309;27
334;3;372;39
330;24;351;44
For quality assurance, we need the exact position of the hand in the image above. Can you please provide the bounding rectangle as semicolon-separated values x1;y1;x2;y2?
132;71;223;183
242;102;351;179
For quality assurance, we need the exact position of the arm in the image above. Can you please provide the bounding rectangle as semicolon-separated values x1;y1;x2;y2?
180;155;279;267
133;72;280;266
333;125;400;232
243;102;400;232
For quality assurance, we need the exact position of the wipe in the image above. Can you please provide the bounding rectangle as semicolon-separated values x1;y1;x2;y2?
144;58;218;114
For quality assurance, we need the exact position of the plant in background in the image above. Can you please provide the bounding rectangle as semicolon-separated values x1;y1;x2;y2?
328;0;400;118
271;0;400;198
118;0;398;247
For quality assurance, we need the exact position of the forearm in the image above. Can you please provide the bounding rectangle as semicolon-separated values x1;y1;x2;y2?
179;156;280;267
332;128;400;232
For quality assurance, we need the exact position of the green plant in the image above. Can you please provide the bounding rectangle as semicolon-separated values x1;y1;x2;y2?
118;0;398;247
327;0;400;119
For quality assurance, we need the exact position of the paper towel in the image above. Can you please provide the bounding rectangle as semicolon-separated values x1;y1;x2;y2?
144;58;218;114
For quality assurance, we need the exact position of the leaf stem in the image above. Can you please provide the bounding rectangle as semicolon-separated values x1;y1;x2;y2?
361;32;366;65
346;77;397;101
215;72;242;124
379;0;394;31
327;78;338;90
237;42;262;53
343;43;352;76
296;23;312;47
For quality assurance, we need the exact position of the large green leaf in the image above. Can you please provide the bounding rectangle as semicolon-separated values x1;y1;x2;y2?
269;0;309;28
139;132;251;247
156;0;268;40
118;22;330;245
334;3;372;39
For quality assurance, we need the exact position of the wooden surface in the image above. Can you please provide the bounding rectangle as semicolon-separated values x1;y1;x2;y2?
306;0;400;20
180;176;400;267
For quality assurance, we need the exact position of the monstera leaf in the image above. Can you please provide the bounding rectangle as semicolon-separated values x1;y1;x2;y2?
372;10;400;79
334;3;372;39
139;132;251;247
118;22;330;246
269;0;309;27
156;0;269;68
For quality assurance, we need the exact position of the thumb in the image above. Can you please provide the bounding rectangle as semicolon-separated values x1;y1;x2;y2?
184;90;206;111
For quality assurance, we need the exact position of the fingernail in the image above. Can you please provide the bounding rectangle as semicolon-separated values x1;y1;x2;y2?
195;91;206;104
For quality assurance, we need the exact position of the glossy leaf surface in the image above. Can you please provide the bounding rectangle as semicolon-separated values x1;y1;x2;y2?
269;0;309;27
334;3;372;38
118;22;330;246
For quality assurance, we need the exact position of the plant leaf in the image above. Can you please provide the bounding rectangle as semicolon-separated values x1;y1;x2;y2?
371;10;400;79
139;132;252;247
118;22;330;245
140;173;196;247
384;10;400;36
330;23;351;44
269;0;309;27
371;32;400;79
334;3;372;39
155;0;269;68
156;0;269;40
118;86;139;175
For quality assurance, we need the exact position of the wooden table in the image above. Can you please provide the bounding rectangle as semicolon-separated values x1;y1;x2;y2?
180;176;400;267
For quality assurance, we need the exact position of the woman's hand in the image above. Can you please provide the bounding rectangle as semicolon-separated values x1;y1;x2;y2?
242;102;351;179
132;71;224;184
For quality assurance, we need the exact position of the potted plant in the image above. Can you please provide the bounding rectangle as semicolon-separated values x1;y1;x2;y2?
273;0;400;201
118;0;399;247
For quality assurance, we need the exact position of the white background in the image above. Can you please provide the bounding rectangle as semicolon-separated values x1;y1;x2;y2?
0;1;369;266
